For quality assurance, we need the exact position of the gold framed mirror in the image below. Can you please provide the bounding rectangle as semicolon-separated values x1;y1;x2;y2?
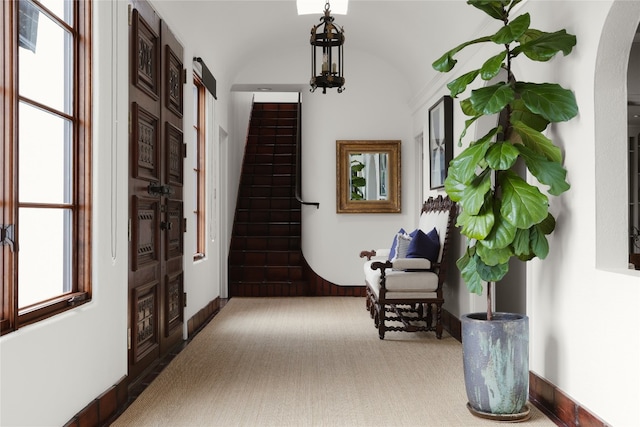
336;140;401;213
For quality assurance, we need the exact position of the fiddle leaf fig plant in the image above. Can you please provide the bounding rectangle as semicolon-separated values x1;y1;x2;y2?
432;0;578;317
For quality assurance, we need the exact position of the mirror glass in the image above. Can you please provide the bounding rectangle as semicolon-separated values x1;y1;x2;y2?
337;140;400;213
349;152;389;201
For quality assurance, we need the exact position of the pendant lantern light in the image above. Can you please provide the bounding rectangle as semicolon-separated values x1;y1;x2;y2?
310;1;345;94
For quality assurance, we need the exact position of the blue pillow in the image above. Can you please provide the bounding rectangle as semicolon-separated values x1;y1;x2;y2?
388;228;406;260
406;228;440;262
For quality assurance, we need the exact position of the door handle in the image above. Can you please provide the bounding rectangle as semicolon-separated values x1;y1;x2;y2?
148;182;173;196
160;221;173;231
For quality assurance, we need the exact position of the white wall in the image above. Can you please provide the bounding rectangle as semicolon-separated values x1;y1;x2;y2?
0;2;129;425
234;45;417;286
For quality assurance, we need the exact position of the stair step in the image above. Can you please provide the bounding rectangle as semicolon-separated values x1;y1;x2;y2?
245;142;296;154
241;164;296;175
230;101;306;298
228;281;309;298
229;265;304;282
228;249;303;265
233;223;301;237
236;197;300;210
241;174;296;186
238;186;294;198
231;236;300;251
243;153;295;164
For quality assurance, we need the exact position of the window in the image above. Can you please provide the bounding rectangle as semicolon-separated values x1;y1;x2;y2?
192;74;206;259
1;0;92;334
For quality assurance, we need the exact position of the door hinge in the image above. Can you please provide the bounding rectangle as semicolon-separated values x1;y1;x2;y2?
128;218;132;242
128;4;132;26
182;143;187;158
183;292;187;308
127;328;132;350
1;224;15;252
182;68;187;85
183;218;187;232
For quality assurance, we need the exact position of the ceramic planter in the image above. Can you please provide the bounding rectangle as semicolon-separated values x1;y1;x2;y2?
461;312;530;420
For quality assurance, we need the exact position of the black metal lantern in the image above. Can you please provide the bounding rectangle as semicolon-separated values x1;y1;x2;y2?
310;1;345;94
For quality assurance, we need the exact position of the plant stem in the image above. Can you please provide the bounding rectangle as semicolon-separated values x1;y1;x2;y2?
487;281;493;321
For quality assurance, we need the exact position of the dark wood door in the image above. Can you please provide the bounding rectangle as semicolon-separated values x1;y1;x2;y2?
128;0;185;380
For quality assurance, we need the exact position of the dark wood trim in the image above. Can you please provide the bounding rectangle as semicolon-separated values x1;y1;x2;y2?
529;371;611;427
63;376;128;427
187;297;220;338
303;257;366;297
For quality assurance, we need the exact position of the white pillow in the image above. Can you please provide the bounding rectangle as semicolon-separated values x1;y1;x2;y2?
392;233;412;270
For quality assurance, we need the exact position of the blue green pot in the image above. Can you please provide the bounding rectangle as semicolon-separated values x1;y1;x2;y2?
462;312;529;417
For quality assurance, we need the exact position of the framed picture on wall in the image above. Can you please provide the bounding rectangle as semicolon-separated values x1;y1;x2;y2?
428;95;453;190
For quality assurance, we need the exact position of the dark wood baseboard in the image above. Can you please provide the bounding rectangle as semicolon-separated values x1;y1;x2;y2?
187;297;221;338
441;308;609;427
63;376;128;427
529;371;611;427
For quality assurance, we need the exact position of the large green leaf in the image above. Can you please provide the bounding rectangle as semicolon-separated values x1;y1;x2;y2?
471;83;515;115
448;139;491;184
517;144;570;196
537;212;556;235
516;82;579;123
512;227;532;258
444;165;468;202
486;142;519;170
514;29;577;62
457;202;495;240
480;51;507;81
511;120;562;163
477;241;513;266
459;170;492;215
457;251;484;295
460;98;480;116
510;99;549;132
491;13;530;44
476;257;510;282
468;0;509;20
499;170;549;228
529;224;550;259
481;209;517;249
432;36;492;72
448;69;480;98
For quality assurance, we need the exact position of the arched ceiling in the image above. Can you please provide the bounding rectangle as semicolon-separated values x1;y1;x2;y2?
151;1;490;96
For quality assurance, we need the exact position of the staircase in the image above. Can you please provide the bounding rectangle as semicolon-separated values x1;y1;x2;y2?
228;102;307;297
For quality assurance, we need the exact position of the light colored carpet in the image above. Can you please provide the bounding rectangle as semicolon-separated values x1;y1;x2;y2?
112;297;555;426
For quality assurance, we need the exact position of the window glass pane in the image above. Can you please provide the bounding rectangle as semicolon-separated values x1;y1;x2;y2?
39;0;74;25
19;102;72;204
19;1;73;114
18;207;72;308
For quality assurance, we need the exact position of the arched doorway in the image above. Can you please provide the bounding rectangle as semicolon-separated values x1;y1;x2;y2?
594;0;640;269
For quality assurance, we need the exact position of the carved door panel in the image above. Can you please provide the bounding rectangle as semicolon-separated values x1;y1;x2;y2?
128;1;185;380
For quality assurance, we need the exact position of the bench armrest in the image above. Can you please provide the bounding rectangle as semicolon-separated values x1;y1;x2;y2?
359;248;391;261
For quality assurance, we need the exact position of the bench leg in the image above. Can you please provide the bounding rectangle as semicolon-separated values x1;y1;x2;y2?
435;303;443;339
377;303;386;340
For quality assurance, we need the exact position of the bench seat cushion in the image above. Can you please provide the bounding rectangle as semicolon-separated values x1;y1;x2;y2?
364;260;439;299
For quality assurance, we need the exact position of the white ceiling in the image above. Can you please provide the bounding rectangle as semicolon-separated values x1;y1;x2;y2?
152;1;485;95
152;1;640;127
